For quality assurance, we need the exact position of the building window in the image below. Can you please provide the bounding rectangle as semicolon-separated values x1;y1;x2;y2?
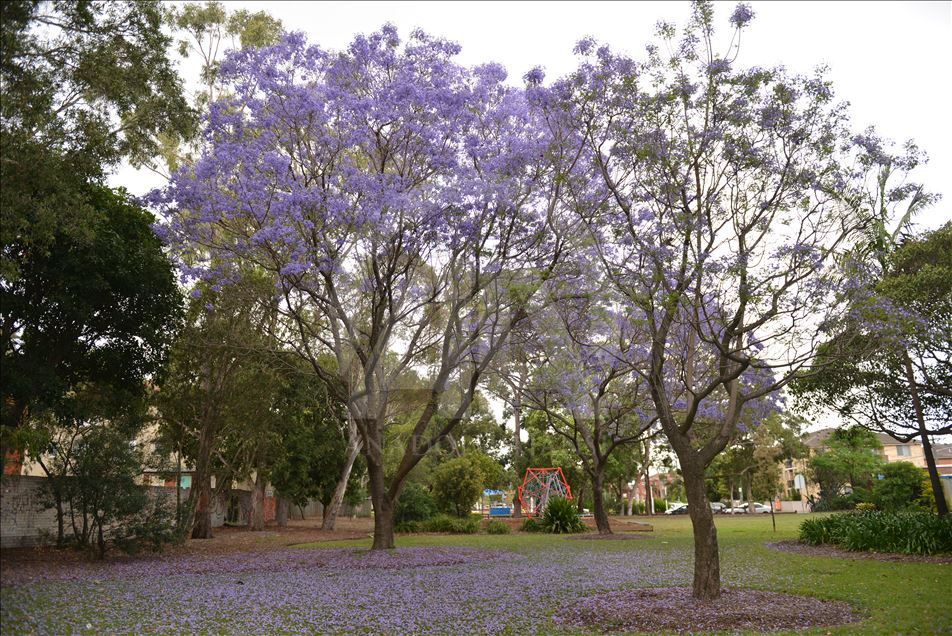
896;445;911;457
787;480;795;489
784;459;793;469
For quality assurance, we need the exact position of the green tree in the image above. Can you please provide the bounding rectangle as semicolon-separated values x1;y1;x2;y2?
794;223;952;515
0;0;193;277
873;461;928;512
153;278;275;538
809;427;885;508
431;454;488;518
2;185;182;455
1;0;192;452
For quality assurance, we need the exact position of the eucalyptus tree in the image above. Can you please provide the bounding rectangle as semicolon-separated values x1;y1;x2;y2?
151;27;578;549
1;0;191;448
545;1;916;599
795;223;951;515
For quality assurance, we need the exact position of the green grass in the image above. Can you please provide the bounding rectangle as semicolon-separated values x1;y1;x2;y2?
3;513;949;634
295;514;952;634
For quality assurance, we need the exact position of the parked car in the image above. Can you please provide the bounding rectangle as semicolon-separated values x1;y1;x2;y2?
665;503;689;515
726;502;770;514
710;502;727;514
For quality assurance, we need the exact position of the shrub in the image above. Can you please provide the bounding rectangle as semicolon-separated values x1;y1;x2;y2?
520;517;542;533
799;511;952;555
421;514;479;534
395;520;422;533
113;496;180;555
395;483;437;524
855;502;876;511
432;454;486;518
872;461;927;512
540;497;585;534
485;519;511;534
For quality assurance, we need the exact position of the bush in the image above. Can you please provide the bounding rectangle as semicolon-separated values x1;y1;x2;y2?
540;497;585;534
395;520;422;533
114;496;180;555
799;511;952;555
520;517;542;533
485;519;510;535
396;514;478;534
855;502;876;511
432;454;486;518
873;461;927;512
422;514;479;534
395;483;437;524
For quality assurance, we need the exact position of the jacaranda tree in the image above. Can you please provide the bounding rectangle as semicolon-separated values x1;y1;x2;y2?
151;26;576;548
522;260;655;534
537;1;921;599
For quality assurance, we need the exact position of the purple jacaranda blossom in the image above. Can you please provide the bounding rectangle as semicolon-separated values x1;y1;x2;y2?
729;3;755;28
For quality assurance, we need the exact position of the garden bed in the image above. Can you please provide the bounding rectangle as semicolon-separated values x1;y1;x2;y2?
767;540;952;564
553;586;859;633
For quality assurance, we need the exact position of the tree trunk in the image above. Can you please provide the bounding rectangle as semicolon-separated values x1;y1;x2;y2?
189;418;216;539
276;497;289;527
54;492;65;546
903;352;948;516
323;421;361;530
643;438;653;515
591;468;612;534
175;448;183;532
96;520;106;560
745;471;755;514
512;392;523;519
684;465;720;600
248;472;265;531
366;455;394;549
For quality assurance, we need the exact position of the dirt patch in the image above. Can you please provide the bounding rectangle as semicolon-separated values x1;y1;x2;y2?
767;539;952;564
564;532;652;541
553;586;859;634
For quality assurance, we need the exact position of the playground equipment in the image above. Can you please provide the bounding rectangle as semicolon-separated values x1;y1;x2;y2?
518;467;572;516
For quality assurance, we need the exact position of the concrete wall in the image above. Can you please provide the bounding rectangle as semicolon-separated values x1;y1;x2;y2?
1;475;370;548
1;476;227;548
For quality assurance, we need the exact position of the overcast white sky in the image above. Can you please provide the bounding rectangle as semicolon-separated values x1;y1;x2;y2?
116;0;952;230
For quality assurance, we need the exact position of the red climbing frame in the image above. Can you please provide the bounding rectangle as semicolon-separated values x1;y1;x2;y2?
518;467;573;516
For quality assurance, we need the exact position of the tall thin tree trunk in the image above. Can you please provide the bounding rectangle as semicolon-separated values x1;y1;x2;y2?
728;476;735;514
97;521;106;560
903;352;948;516
323;418;362;530
745;471;755;514
248;472;265;531
512;393;523;519
189;414;216;539
175;447;182;532
625;477;635;516
54;495;66;546
684;464;720;599
591;467;612;534
643;438;653;515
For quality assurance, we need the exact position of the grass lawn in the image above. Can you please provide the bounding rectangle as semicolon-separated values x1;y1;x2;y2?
1;513;949;634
